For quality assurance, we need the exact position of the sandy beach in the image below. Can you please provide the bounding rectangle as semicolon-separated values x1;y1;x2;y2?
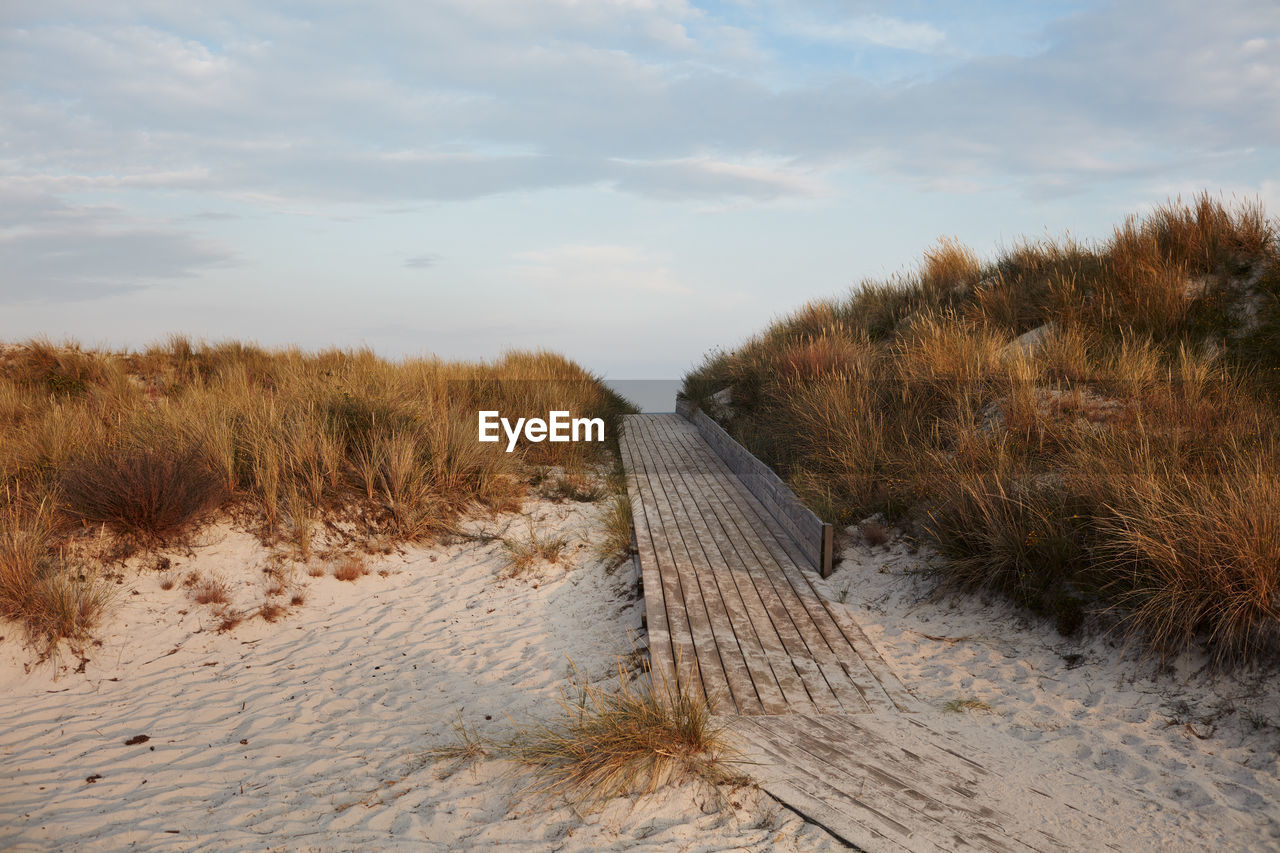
5;493;1279;849
0;499;841;851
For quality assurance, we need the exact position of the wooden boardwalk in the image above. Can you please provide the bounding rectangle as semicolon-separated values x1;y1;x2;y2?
620;414;912;717
619;413;1124;852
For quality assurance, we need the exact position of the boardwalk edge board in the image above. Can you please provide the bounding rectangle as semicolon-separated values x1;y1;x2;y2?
675;402;835;577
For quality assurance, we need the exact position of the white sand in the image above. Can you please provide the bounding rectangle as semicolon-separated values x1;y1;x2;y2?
1;500;838;851
6;502;1280;851
812;520;1280;851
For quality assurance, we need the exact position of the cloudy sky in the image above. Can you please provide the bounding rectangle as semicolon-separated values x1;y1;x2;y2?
3;0;1278;383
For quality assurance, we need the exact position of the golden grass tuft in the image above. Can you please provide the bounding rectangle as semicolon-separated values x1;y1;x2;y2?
502;524;568;575
190;576;231;605
0;498;114;651
498;663;732;806
595;491;634;565
333;555;369;582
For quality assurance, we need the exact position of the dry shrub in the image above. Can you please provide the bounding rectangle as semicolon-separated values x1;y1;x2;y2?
500;663;731;805
333;555;369;582
61;434;225;542
1094;460;1280;661
921;236;982;303
258;601;286;622
503;525;568;575
191;576;230;605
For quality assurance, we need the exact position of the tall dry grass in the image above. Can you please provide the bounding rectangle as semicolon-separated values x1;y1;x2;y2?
0;341;634;650
683;192;1280;662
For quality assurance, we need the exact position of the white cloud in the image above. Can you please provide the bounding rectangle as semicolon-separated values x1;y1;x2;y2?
790;14;948;53
512;244;691;295
0;184;235;301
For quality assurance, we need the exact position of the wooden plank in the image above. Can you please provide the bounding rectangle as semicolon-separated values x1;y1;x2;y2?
650;414;864;713
618;421;677;695
683;408;831;574
626;416;737;713
642;415;836;714
629;416;782;715
757;717;1029;849
634;419;804;715
620;418;705;706
656;416;914;713
628;417;760;715
647;415;863;714
734;716;1043;853
735;717;959;852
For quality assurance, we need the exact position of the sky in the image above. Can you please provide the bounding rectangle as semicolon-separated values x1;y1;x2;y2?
3;0;1279;388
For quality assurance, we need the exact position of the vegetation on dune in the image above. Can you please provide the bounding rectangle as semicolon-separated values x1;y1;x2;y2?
682;193;1280;663
0;340;635;652
432;662;733;807
500;664;732;805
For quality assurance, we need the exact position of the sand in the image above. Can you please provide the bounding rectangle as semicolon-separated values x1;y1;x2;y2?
0;500;839;851
811;520;1280;850
5;500;1280;851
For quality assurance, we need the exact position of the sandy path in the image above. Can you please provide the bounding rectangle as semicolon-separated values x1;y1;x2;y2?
1;501;840;851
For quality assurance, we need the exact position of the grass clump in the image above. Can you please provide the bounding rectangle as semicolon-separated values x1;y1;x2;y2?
0;499;113;652
333;555;370;582
61;434;225;544
944;698;993;713
499;664;731;805
595;491;634;565
502;523;569;575
682;192;1280;664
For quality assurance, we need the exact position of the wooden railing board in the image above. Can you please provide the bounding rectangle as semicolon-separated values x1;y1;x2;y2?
678;405;835;576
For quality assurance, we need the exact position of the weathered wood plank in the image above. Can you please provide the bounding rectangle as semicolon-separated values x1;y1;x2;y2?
650;415;880;714
629;417;760;714
620;419;706;706
619;422;679;695
626;416;737;713
734;715;1048;853
657;416;915;713
681;407;834;575
643;415;846;714
629;417;780;714
635;419;804;715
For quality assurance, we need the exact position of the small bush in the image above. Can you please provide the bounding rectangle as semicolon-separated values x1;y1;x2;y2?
190;576;230;605
333;555;369;582
61;437;225;542
500;663;731;805
503;525;568;575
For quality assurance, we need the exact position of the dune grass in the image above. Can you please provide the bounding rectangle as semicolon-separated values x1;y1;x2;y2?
0;341;634;652
682;192;1280;663
501;665;731;805
432;662;732;806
